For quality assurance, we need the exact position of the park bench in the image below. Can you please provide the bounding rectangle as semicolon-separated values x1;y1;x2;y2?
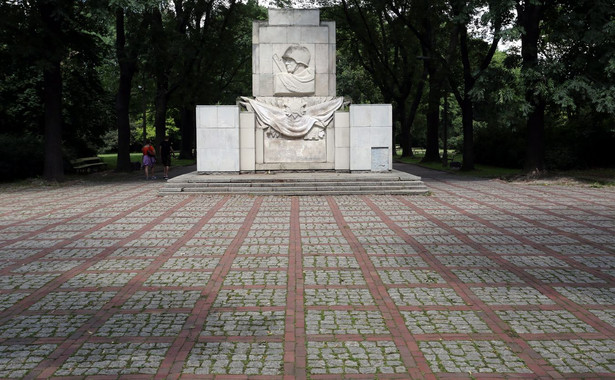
70;157;107;173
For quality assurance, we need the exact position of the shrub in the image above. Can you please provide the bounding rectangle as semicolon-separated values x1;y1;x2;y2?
0;134;44;180
473;126;524;168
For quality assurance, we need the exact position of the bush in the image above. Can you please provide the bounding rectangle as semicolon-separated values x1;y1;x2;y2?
473;126;524;168
0;134;45;181
546;116;615;170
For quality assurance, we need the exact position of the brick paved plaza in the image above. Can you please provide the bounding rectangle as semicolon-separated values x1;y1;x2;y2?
0;165;614;379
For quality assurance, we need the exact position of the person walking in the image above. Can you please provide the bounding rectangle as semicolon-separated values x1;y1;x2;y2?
159;135;174;180
142;139;156;180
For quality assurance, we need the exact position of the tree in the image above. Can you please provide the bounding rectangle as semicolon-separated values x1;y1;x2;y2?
114;7;139;172
1;1;113;181
337;0;424;157
511;0;615;172
516;0;547;174
38;0;69;181
37;0;111;180
142;0;250;159
385;0;443;161
540;0;615;169
445;0;511;170
163;0;263;159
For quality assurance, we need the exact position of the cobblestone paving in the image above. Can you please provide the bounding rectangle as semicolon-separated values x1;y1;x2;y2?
0;165;614;378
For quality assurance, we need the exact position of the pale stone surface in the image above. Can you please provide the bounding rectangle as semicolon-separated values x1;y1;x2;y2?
349;105;392;172
335;147;350;171
334;112;350;171
264;135;326;163
269;9;320;26
240;112;255;150
254;9;335;97
326;126;335;165
240;112;256;171
371;147;390;172
196;106;240;172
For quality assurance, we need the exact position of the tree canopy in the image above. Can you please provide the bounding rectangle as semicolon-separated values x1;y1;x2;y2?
1;0;614;180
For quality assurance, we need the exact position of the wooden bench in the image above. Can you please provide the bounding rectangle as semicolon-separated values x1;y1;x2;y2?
443;155;462;169
70;157;107;173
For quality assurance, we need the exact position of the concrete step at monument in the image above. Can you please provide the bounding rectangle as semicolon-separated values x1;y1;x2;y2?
159;170;428;195
163;184;425;193
168;189;427;196
176;181;426;189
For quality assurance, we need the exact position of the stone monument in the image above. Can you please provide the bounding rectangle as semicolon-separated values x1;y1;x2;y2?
196;8;393;173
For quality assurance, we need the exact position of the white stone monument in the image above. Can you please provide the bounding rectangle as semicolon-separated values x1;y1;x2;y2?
196;9;392;173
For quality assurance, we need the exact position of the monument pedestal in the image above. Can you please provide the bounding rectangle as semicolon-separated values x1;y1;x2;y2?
196;104;392;174
195;9;397;178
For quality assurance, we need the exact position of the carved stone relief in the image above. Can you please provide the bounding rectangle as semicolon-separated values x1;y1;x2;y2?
273;45;315;96
241;96;344;140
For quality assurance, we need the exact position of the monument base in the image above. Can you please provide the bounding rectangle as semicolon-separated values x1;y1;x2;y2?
196;104;393;173
160;169;429;196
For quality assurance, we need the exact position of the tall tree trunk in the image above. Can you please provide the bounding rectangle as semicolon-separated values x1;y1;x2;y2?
457;15;476;171
400;68;426;158
115;8;136;172
397;101;411;158
422;62;441;162
525;99;546;172
40;0;65;181
154;74;169;156
460;96;475;170
150;8;169;154
420;18;441;163
43;60;64;181
179;106;195;159
518;1;546;173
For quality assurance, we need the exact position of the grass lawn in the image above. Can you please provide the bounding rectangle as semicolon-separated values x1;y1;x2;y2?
98;153;195;170
395;149;523;179
396;148;615;186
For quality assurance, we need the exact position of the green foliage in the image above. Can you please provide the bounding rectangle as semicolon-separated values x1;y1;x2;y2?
2;0;615;183
545;111;615;170
0;0;115;163
395;149;522;178
0;134;45;181
474;123;525;168
98;153;194;170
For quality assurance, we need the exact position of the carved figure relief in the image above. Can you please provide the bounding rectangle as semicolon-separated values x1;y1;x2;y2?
273;45;315;96
241;96;343;140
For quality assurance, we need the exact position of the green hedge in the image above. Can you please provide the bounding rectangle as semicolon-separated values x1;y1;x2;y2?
0;134;44;181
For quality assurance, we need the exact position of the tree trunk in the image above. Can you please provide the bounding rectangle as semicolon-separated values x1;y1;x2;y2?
43;60;64;181
460;96;475;170
150;7;170;154
153;74;169;156
179;106;195;159
40;0;64;182
115;8;136;173
518;1;546;173
525;99;546;173
400;69;426;158
457;17;477;171
397;101;411;158
422;66;441;162
421;45;442;162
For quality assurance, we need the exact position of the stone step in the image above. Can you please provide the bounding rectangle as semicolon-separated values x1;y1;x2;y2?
175;181;426;188
161;188;428;196
159;170;429;196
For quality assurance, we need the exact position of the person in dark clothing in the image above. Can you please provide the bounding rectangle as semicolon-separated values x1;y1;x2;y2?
159;136;174;180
